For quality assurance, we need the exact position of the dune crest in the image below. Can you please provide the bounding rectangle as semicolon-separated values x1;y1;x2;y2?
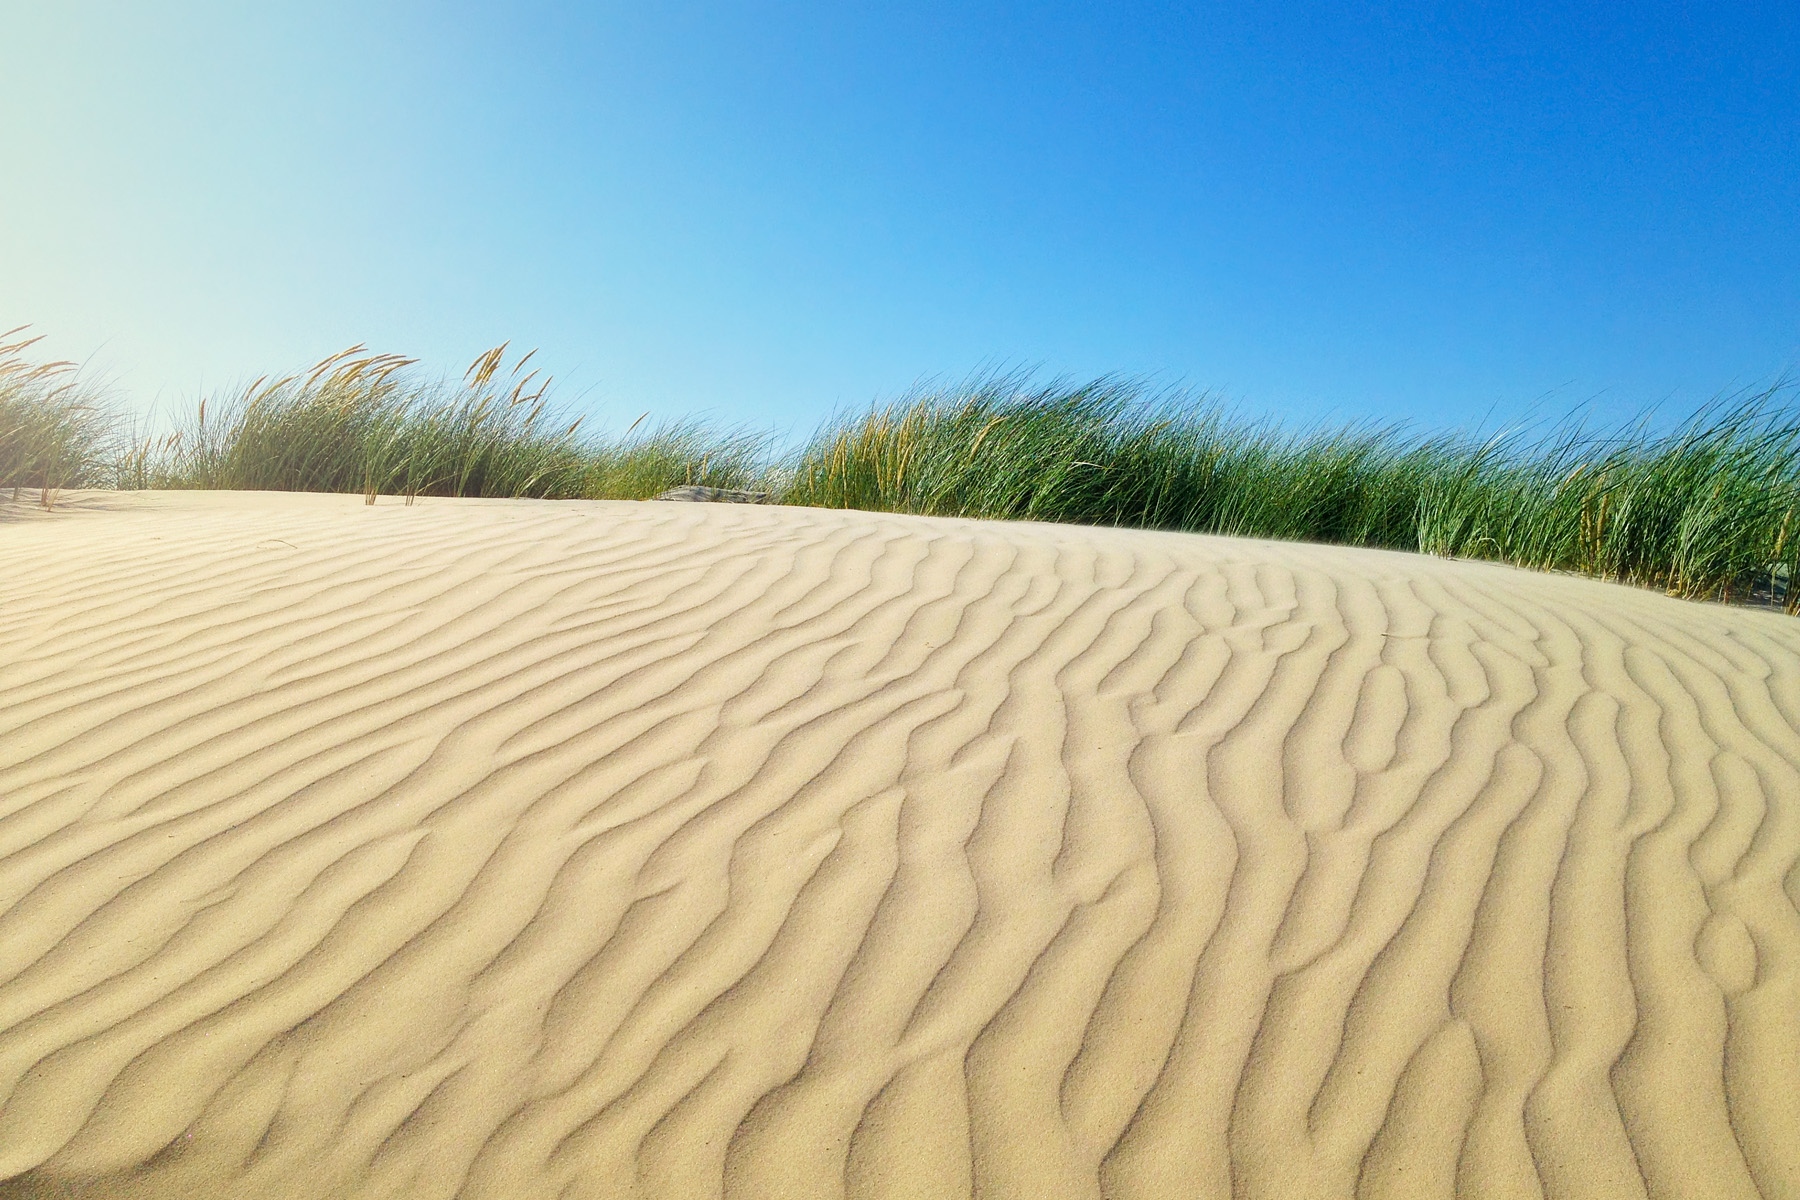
2;492;1797;1200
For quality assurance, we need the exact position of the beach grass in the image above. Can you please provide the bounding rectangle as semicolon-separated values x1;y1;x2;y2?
788;374;1800;609
0;328;119;503
5;337;1796;610
132;345;772;501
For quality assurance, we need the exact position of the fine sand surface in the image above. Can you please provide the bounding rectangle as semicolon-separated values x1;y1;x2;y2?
2;490;1798;1200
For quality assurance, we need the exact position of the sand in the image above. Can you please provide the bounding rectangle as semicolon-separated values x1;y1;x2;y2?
1;490;1797;1200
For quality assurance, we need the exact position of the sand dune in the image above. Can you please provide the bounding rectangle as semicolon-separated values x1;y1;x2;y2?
2;490;1798;1200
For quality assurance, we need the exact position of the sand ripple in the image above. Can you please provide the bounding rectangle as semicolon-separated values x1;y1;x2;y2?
2;492;1798;1199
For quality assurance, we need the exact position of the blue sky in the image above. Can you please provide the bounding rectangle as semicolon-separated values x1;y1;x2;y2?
2;1;1795;439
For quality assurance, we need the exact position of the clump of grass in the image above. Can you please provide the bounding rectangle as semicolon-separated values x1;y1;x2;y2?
786;374;1800;611
149;345;773;501
0;328;117;505
1421;399;1799;582
783;375;1124;519
153;345;585;498
783;374;1464;546
578;417;773;499
1421;394;1800;605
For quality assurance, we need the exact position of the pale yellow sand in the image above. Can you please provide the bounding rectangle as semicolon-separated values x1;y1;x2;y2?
2;491;1798;1200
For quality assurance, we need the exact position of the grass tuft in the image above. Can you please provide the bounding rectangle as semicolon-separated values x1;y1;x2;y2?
786;374;1800;611
0;328;118;504
143;346;773;501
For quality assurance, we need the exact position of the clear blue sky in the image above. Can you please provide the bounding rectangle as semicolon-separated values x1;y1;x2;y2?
2;1;1795;438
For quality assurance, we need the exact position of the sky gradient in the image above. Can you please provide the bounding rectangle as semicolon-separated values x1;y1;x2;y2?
3;1;1796;439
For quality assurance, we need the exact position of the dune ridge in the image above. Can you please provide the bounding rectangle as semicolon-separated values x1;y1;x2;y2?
1;491;1797;1200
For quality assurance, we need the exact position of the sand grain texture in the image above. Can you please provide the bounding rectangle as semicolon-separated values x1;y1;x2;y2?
2;492;1798;1200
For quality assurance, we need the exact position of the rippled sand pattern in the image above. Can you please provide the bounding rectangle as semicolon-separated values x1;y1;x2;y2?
2;492;1799;1200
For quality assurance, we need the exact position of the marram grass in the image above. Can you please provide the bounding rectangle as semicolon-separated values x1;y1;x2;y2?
791;375;1800;610
3;338;1796;612
0;328;118;504
130;345;772;501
